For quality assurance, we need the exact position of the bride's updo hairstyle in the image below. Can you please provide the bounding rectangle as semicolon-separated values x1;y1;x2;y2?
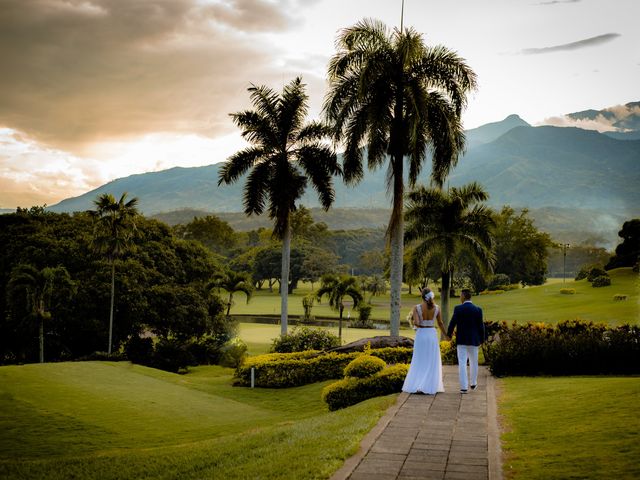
421;288;435;307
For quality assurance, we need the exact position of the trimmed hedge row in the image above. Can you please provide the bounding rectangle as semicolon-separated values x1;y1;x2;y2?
484;319;640;376
322;364;409;411
235;346;415;388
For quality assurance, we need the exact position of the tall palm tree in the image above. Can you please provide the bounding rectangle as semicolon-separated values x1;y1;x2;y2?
323;19;477;336
316;274;363;342
7;264;74;363
209;270;254;317
91;192;139;354
405;182;495;326
219;77;340;336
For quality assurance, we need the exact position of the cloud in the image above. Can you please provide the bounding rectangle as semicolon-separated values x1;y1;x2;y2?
521;33;620;55
0;0;308;153
540;103;640;132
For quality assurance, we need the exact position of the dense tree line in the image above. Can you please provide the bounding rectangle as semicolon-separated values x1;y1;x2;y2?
0;207;228;364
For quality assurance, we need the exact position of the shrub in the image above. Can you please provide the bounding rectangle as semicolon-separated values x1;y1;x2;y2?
350;303;374;329
344;355;386;378
236;350;358;388
186;334;228;365
559;288;576;295
587;266;607;282
270;326;340;353
484;319;640;376
613;294;628;301
124;336;154;365
369;347;413;365
488;273;511;291
152;338;196;373
479;289;505;295
440;340;456;365
77;351;126;362
592;275;611;287
219;338;248;368
322;364;409;411
574;265;591;281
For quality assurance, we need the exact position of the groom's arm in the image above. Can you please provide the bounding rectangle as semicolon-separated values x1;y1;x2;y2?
447;307;457;338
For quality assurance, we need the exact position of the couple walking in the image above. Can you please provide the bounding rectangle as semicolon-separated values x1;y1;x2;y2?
402;288;485;394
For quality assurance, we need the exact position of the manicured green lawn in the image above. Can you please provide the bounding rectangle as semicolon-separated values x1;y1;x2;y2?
239;322;417;355
499;376;640;479
232;268;639;326
0;362;396;479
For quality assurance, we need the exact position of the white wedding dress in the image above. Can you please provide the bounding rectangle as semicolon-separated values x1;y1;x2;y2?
402;304;444;394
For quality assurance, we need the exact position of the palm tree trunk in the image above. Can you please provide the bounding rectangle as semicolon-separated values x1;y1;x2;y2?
280;225;291;336
38;302;44;363
338;305;344;342
227;292;233;317
388;157;404;337
441;270;451;328
108;261;115;354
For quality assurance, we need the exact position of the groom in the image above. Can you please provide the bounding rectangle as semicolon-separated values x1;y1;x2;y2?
446;289;485;394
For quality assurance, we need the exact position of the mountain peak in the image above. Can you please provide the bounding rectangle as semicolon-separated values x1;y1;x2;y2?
466;114;530;148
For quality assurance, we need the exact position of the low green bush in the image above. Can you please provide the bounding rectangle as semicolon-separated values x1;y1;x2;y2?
322;364;409;411
152;338;196;373
368;346;413;365
559;288;576;295
219;338;248;368
484;319;640;376
479;289;505;295
613;294;628;301
592;275;611;287
587;266;607;282
270;326;340;353
488;273;511;291
344;355;386;378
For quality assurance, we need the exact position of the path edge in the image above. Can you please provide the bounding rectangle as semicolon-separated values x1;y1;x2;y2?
329;391;410;480
487;373;503;480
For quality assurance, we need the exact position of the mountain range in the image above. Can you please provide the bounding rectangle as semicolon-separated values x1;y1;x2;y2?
47;102;640;248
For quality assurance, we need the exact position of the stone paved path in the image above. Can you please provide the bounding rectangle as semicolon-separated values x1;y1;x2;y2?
331;365;501;480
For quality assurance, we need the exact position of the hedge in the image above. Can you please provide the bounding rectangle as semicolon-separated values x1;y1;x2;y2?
344;355;386;378
484;319;640;376
322;364;409;411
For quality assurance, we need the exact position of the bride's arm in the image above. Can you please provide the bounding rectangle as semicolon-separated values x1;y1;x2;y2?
412;306;420;327
436;308;449;339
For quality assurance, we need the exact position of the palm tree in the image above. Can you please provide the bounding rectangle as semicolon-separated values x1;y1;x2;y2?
219;77;340;336
323;19;477;336
405;182;495;326
209;270;254;317
7;264;74;363
91;192;139;354
316;274;363;342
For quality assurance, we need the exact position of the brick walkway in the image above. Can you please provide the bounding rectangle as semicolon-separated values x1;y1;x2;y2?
331;365;502;480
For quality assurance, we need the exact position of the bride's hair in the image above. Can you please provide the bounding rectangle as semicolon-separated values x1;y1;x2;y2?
421;288;434;307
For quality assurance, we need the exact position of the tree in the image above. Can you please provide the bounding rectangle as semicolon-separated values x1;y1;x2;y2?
174;215;237;256
316;274;363;342
91;192;139;354
324;19;477;336
209;270;253;317
493;207;553;286
219;77;340;336
605;219;640;270
405;183;495;326
7;264;74;363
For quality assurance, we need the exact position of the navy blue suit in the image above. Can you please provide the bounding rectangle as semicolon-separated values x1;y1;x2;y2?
447;301;485;346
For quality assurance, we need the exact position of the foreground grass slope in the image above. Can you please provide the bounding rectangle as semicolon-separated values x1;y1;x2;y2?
500;376;640;479
0;362;395;480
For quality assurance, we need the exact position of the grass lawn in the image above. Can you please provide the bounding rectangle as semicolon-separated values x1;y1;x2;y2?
499;376;640;479
0;362;396;479
231;268;639;326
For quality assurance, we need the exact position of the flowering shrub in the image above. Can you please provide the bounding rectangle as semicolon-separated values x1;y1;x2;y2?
270;326;340;353
322;364;409;411
344;355;386;378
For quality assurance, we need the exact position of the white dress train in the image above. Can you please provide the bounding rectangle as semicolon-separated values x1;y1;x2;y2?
402;304;444;394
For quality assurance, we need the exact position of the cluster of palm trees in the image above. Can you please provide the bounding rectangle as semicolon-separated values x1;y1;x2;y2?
219;18;491;337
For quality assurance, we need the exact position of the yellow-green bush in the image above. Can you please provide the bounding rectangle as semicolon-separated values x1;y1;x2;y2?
322;364;409;411
479;289;505;295
440;340;456;364
560;288;576;295
368;346;413;364
235;350;358;388
344;355;386;378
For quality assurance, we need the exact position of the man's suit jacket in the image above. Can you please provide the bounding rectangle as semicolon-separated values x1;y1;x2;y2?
447;301;485;346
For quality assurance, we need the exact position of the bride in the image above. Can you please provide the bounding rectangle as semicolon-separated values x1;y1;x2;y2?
402;288;448;394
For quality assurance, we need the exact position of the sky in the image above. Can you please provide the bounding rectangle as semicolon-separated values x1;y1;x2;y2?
0;0;639;209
